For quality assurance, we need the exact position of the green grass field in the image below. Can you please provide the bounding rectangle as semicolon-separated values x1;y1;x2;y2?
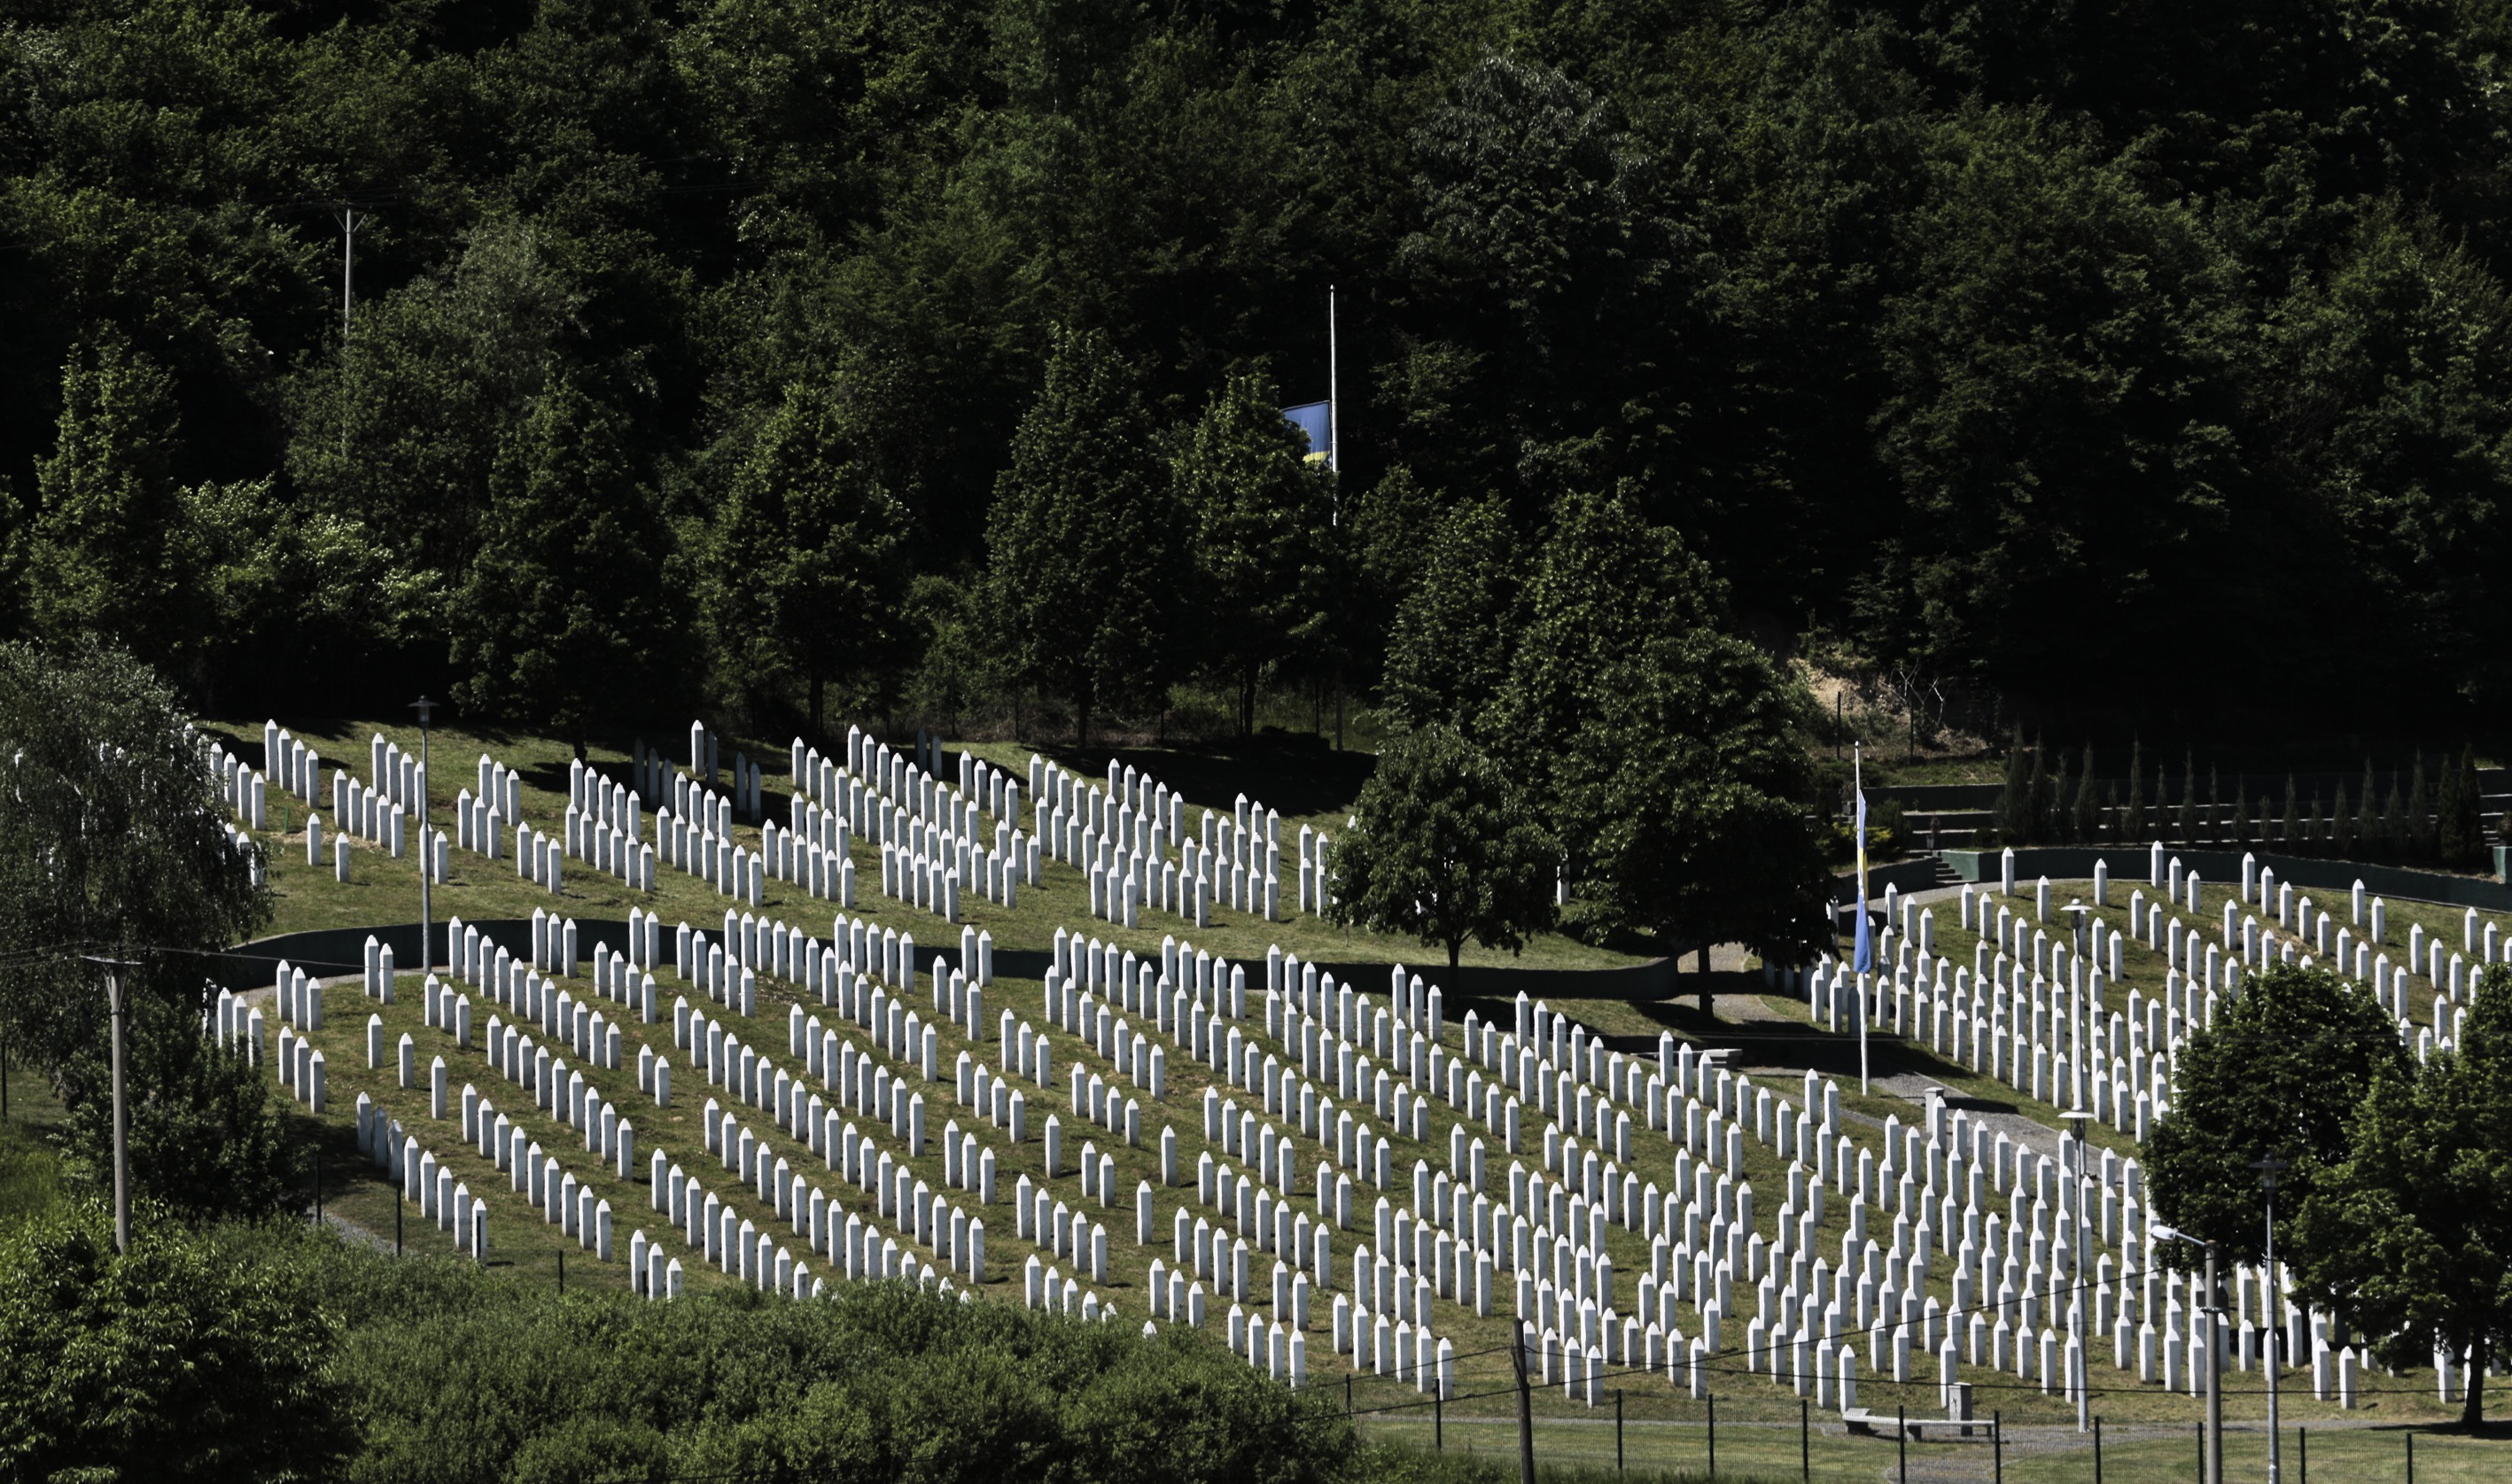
111;716;2512;1481
202;718;1641;975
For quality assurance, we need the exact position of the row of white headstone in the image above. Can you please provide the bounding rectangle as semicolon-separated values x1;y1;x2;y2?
1817;859;2424;1405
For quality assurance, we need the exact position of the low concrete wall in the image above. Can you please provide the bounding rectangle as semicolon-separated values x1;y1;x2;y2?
1832;858;1942;905
1941;848;2512;913
215;921;1751;1006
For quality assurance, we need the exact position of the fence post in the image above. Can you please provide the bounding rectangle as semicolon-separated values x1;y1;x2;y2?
1801;1397;1810;1480
1707;1391;1716;1480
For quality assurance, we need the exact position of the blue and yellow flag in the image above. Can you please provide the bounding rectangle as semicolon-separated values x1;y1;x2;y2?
1853;783;1873;975
1282;400;1333;463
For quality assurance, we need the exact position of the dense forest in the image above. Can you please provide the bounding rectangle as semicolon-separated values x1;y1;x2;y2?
7;0;2512;746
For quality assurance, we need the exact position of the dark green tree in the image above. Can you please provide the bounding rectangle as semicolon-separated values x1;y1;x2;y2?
1326;726;1557;969
2122;741;2145;842
2071;745;2098;843
0;1203;352;1478
1995;731;2031;845
1489;491;1829;967
2290;965;2512;1426
2407;755;2432;862
1171;369;1335;736
981;327;1186;747
26;337;200;672
2177;752;2197;843
62;1029;292;1224
2351;758;2371;853
2439;745;2484;869
1380;496;1520;734
450;380;679;755
2145;961;2409;1265
701;380;911;738
287;221;586;596
0;640;276;1216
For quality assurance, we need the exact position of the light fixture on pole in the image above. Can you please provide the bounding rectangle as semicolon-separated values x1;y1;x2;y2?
2150;1220;2224;1484
2064;900;2093;1107
2254;1155;2290;1484
409;697;435;975
2059;1110;2095;1433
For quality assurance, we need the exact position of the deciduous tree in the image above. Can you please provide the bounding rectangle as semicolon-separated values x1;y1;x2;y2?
1326;726;1555;969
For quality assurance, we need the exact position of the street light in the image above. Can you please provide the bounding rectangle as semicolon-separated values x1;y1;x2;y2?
2060;1110;2095;1433
409;698;434;975
2253;1155;2290;1484
2150;1220;2224;1484
2064;902;2092;1109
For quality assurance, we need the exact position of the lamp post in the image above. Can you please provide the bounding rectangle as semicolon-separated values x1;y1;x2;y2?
2060;1110;2095;1433
2152;1222;2223;1484
2254;1156;2290;1484
2065;902;2092;1108
409;697;434;975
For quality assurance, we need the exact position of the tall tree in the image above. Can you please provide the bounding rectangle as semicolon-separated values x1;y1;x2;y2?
2144;961;2408;1265
26;338;200;672
1379;496;1520;734
2290;965;2512;1426
0;640;284;1216
981;327;1186;746
1171;369;1334;736
1489;491;1830;967
702;380;911;738
1326;726;1557;969
450;379;680;754
2439;745;2484;870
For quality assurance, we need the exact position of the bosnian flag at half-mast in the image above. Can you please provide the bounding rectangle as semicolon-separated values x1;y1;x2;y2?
1281;400;1333;463
1852;785;1873;975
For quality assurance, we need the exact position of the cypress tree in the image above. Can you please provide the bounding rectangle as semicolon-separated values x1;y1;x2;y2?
2381;781;2407;864
2207;764;2222;845
2028;734;2052;843
2282;775;2300;851
2123;740;2146;842
982;325;1186;748
2073;745;2098;843
2440;745;2483;869
2407;755;2431;862
2311;790;2329;856
2334;785;2354;858
2356;760;2380;859
2179;752;2198;843
1996;728;2031;845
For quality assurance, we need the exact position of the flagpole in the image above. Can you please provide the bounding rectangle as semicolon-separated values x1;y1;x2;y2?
1327;285;1342;526
1856;742;1870;1095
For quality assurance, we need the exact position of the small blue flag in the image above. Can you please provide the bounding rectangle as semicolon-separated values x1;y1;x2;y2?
1853;787;1873;975
1281;400;1332;463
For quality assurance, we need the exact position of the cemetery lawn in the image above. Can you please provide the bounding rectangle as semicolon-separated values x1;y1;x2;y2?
0;1078;66;1232
210;719;2499;1441
205;719;1642;974
280;935;2485;1438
